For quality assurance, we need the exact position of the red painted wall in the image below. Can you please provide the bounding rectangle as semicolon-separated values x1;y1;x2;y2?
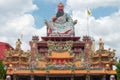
0;42;13;60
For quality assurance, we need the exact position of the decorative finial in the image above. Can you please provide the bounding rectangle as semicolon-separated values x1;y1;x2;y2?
16;38;22;50
99;38;104;50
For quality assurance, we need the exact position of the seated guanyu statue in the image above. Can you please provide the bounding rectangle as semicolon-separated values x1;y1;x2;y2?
45;2;77;37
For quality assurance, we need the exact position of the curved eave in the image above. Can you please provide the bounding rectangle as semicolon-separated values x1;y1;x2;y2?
106;70;116;75
20;62;29;65
46;56;74;59
6;70;116;75
91;62;99;65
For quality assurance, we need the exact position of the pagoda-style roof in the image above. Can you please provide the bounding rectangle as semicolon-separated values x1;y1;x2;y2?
101;53;109;57
101;61;110;64
20;62;29;65
47;51;74;59
21;54;28;58
92;54;99;58
92;53;109;58
91;61;99;65
12;54;20;57
5;53;28;58
11;61;19;64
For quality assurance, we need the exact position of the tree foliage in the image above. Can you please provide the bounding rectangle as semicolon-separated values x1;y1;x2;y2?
0;60;6;79
116;59;120;80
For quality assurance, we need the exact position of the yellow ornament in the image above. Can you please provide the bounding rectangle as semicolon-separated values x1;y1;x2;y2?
9;64;12;67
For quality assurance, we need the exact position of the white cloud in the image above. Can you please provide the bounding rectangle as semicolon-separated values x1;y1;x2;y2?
0;0;37;14
42;0;65;4
66;0;120;10
65;0;120;57
0;0;42;50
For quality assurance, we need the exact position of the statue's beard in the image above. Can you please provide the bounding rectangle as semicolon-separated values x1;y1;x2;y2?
56;10;64;18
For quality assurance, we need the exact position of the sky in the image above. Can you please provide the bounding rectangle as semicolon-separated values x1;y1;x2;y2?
0;0;120;58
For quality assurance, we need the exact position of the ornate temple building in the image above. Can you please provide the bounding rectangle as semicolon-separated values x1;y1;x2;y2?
4;2;117;80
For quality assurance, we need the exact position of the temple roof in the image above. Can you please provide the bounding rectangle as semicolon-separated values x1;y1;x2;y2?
47;51;74;59
92;53;109;58
12;54;20;57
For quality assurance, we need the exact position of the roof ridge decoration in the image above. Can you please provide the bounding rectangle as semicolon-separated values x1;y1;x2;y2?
47;41;73;53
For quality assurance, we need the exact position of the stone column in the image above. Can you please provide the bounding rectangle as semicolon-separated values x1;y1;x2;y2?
6;75;11;80
13;75;16;80
110;75;115;80
102;75;106;80
31;75;34;80
46;76;49;80
86;75;90;80
71;76;74;80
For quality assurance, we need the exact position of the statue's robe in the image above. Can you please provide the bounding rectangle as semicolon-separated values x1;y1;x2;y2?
46;13;74;36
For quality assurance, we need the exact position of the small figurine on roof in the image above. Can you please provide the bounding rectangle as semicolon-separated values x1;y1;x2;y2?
99;38;104;50
16;39;22;50
8;64;13;72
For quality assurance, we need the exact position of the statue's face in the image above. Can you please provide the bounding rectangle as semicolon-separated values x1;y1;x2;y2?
58;5;64;11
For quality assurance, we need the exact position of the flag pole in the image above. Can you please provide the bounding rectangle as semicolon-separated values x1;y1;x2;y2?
87;13;89;36
20;33;23;40
87;9;91;36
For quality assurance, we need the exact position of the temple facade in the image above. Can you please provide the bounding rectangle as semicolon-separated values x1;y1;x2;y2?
4;3;117;80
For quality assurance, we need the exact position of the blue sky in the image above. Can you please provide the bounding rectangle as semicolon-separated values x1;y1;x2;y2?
32;0;119;28
91;6;118;19
32;0;66;28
